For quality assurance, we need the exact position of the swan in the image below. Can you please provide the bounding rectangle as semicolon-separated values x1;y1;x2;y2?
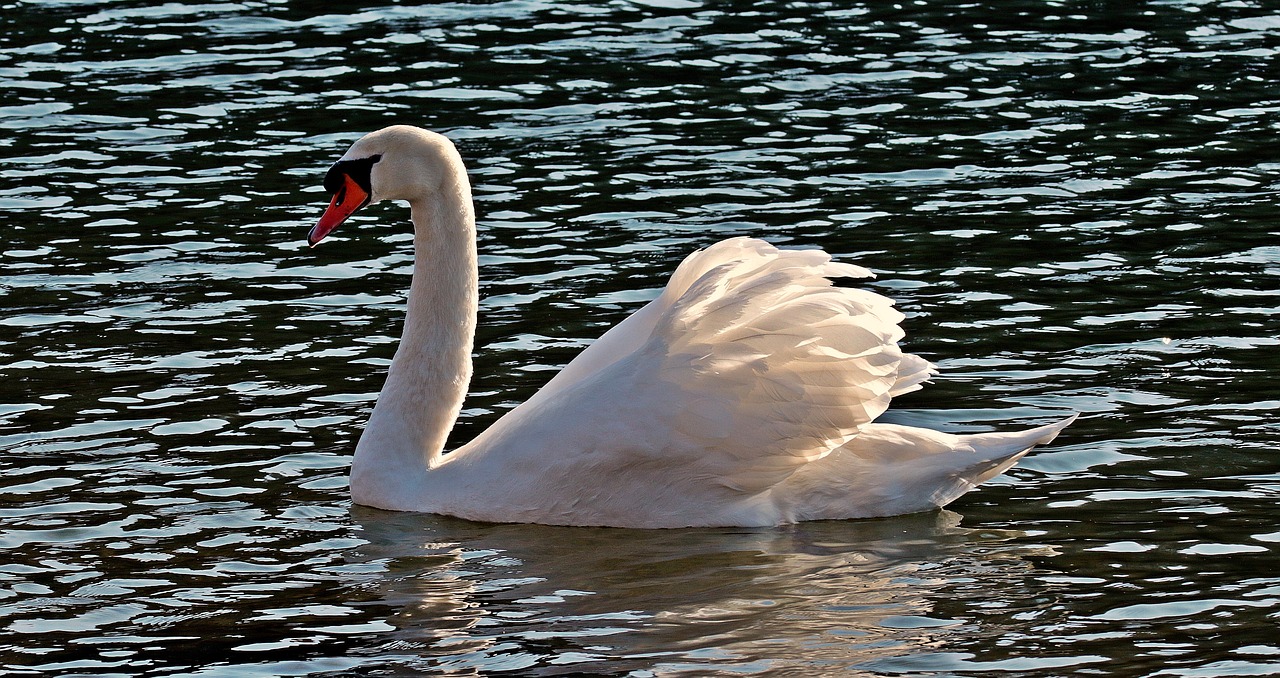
307;125;1076;528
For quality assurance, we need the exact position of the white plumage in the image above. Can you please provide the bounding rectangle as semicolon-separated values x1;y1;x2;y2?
309;125;1075;528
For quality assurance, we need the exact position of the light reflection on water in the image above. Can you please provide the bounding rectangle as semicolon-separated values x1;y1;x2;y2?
2;0;1279;674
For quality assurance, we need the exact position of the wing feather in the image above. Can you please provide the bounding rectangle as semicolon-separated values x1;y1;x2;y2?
456;238;936;524
637;238;918;492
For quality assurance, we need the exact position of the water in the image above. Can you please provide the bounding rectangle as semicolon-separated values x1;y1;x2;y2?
2;0;1279;674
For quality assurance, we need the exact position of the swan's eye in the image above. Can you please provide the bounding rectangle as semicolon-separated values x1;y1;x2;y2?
324;153;382;197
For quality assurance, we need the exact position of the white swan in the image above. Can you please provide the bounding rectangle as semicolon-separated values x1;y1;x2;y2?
307;125;1075;528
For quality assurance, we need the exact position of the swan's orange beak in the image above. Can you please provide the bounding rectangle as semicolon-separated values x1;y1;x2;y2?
308;174;370;247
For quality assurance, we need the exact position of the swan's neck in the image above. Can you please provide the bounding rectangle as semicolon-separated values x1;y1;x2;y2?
350;167;477;506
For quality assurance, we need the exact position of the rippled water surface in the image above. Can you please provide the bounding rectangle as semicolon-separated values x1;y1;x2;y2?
3;1;1280;675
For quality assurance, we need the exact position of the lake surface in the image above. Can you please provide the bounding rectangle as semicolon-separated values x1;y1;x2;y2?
3;0;1279;675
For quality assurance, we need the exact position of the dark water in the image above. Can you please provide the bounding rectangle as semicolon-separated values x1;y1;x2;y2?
3;1;1279;674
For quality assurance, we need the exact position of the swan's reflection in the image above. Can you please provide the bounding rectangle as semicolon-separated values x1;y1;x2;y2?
348;508;1052;674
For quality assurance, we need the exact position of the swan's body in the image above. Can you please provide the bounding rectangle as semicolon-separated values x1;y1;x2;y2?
308;125;1075;528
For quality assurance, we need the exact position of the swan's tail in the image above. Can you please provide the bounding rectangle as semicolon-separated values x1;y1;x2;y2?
956;413;1079;486
778;414;1079;521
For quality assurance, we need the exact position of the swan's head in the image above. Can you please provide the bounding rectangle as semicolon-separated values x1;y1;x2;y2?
308;125;463;247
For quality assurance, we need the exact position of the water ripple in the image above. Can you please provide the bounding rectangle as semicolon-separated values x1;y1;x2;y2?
2;0;1278;674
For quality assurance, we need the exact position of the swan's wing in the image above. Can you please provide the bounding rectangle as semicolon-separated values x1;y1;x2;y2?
534;238;934;398
457;239;933;525
646;238;919;493
532;237;864;395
